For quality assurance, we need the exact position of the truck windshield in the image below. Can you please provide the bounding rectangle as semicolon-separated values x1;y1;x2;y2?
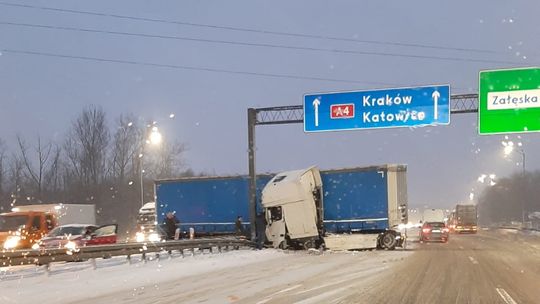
0;215;28;232
137;214;156;225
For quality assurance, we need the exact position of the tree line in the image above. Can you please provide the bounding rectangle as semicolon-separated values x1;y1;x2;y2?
0;105;193;238
478;171;540;225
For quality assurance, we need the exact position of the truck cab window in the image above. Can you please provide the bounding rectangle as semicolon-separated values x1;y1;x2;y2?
269;207;282;221
273;175;286;183
45;214;54;230
31;216;41;230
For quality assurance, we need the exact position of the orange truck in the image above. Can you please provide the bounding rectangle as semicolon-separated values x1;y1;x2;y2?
0;204;96;250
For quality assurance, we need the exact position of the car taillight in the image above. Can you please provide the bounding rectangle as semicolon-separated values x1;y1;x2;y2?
422;228;431;233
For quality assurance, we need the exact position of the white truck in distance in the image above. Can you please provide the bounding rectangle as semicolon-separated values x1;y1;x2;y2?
11;204;96;225
422;208;446;223
135;202;162;242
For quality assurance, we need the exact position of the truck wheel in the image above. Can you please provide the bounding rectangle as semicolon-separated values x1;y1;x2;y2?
303;239;315;250
279;241;288;250
380;231;397;250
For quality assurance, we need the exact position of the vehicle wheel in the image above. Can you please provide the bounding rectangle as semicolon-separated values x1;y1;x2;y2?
379;231;397;250
302;239;315;250
279;240;288;250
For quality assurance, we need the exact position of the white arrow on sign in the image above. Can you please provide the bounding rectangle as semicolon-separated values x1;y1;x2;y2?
312;98;321;127
432;90;441;120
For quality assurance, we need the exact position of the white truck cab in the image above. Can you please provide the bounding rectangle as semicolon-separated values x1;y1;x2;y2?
262;166;323;249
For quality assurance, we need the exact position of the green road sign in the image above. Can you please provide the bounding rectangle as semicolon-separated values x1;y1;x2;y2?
479;67;540;135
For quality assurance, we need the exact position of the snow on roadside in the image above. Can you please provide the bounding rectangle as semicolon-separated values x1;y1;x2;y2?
0;249;285;304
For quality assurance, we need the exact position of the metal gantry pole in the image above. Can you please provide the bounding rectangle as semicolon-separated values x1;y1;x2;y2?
247;108;258;241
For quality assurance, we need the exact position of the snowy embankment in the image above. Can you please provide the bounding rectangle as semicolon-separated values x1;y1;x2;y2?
0;249;284;303
1;247;412;304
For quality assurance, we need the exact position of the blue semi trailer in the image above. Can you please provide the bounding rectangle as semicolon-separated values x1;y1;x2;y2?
154;174;273;236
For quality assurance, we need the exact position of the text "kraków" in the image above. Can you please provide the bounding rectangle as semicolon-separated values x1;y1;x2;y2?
363;95;413;107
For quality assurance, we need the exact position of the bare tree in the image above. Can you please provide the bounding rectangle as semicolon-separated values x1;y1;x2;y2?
44;144;63;194
144;140;187;179
8;155;25;205
0;139;7;208
65;105;110;187
16;135;52;200
110;114;140;182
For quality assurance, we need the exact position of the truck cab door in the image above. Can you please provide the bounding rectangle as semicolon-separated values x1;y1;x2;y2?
28;215;44;247
265;207;286;248
45;214;55;233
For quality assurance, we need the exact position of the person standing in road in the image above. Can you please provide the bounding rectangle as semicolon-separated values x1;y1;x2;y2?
235;215;244;237
255;212;267;249
164;212;180;240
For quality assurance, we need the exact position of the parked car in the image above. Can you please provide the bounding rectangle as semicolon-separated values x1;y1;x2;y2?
419;222;449;243
35;224;117;250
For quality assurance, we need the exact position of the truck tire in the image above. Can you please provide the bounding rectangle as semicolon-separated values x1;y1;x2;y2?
302;239;316;250
379;231;397;250
279;240;289;250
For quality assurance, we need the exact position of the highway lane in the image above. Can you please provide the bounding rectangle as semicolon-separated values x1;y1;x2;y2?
346;230;540;304
74;230;539;304
74;249;410;304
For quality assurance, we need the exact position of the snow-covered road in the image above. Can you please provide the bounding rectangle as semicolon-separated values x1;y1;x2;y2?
0;247;411;304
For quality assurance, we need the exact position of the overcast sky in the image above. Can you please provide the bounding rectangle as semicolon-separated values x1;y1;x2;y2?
1;0;539;209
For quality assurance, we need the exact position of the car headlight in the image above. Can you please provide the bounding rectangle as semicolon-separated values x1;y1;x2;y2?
64;241;79;252
148;233;160;242
135;232;145;242
31;243;41;250
3;236;21;249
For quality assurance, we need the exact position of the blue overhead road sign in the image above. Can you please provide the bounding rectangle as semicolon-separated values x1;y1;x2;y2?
303;85;450;132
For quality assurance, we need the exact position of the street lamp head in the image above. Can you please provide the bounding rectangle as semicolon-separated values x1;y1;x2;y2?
503;145;514;156
478;174;487;183
149;130;162;145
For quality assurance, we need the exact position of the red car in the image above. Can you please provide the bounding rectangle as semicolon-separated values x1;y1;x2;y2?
36;224;117;250
419;222;449;243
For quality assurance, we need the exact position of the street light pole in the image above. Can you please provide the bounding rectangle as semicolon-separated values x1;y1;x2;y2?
140;152;144;208
139;124;163;208
502;140;527;225
521;150;525;175
519;149;526;225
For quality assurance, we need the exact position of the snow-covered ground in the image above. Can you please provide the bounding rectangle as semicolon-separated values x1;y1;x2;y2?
0;249;284;303
0;248;411;304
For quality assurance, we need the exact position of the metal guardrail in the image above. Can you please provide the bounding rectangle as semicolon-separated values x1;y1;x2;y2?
0;237;254;267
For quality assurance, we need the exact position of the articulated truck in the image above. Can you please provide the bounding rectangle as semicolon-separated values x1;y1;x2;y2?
153;164;407;250
262;165;408;250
